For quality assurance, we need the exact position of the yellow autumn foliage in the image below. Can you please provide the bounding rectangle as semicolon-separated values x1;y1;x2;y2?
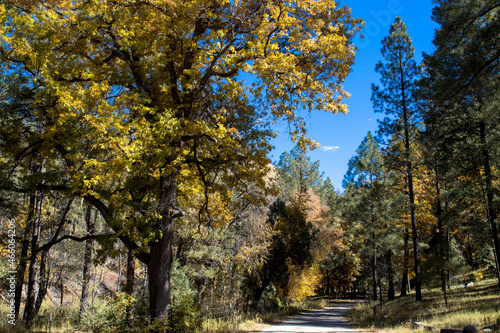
286;263;323;302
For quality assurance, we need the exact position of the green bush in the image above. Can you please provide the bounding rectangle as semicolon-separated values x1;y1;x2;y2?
80;297;112;331
107;292;135;322
168;296;203;333
149;296;203;333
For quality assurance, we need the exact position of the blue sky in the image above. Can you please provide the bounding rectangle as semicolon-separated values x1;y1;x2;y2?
269;0;438;191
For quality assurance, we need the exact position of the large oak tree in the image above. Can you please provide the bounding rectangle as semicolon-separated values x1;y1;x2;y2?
0;0;361;323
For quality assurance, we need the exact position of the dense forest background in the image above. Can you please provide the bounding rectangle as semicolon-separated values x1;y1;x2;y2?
0;0;498;332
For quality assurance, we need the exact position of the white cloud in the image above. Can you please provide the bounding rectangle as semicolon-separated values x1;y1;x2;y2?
320;145;340;152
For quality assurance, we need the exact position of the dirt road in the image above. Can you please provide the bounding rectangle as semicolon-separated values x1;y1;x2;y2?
260;301;361;333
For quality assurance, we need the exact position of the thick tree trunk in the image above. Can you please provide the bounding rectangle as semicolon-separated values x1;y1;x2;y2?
148;221;174;320
147;173;180;321
251;280;269;310
84;172;182;326
479;121;500;288
80;206;95;317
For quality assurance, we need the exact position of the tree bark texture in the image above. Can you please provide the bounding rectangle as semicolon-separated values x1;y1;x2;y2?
479;121;500;288
401;227;409;297
147;173;180;321
386;250;395;301
34;249;50;315
401;79;422;301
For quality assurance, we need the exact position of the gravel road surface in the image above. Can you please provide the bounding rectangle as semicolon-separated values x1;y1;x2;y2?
260;301;362;333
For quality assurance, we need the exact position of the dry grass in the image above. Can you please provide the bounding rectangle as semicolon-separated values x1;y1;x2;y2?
348;277;500;333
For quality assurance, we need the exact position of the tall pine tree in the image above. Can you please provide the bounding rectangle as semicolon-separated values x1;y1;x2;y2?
343;132;389;301
276;145;326;199
423;0;500;287
371;17;423;301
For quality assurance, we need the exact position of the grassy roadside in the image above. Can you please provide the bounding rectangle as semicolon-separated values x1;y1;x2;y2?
347;278;500;333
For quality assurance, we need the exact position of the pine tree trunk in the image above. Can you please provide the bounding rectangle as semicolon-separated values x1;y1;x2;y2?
479;121;500;288
434;156;448;306
378;278;383;307
372;234;377;301
371;197;377;301
401;227;409;297
407;143;422;301
386;250;395;301
80;206;95;317
445;192;451;290
60;269;64;306
402;92;421;301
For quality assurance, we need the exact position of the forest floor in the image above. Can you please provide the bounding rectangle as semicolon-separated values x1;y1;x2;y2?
347;277;500;333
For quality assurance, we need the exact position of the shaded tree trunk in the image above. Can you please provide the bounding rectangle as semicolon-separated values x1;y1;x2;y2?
251;280;269;310
386;250;395;301
401;79;421;302
34;249;50;315
372;232;377;301
148;223;174;320
24;191;42;330
371;195;377;301
401;227;409;297
59;269;64;306
125;248;135;321
378;278;383;307
147;173;180;321
434;155;448;306
479;121;500;288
